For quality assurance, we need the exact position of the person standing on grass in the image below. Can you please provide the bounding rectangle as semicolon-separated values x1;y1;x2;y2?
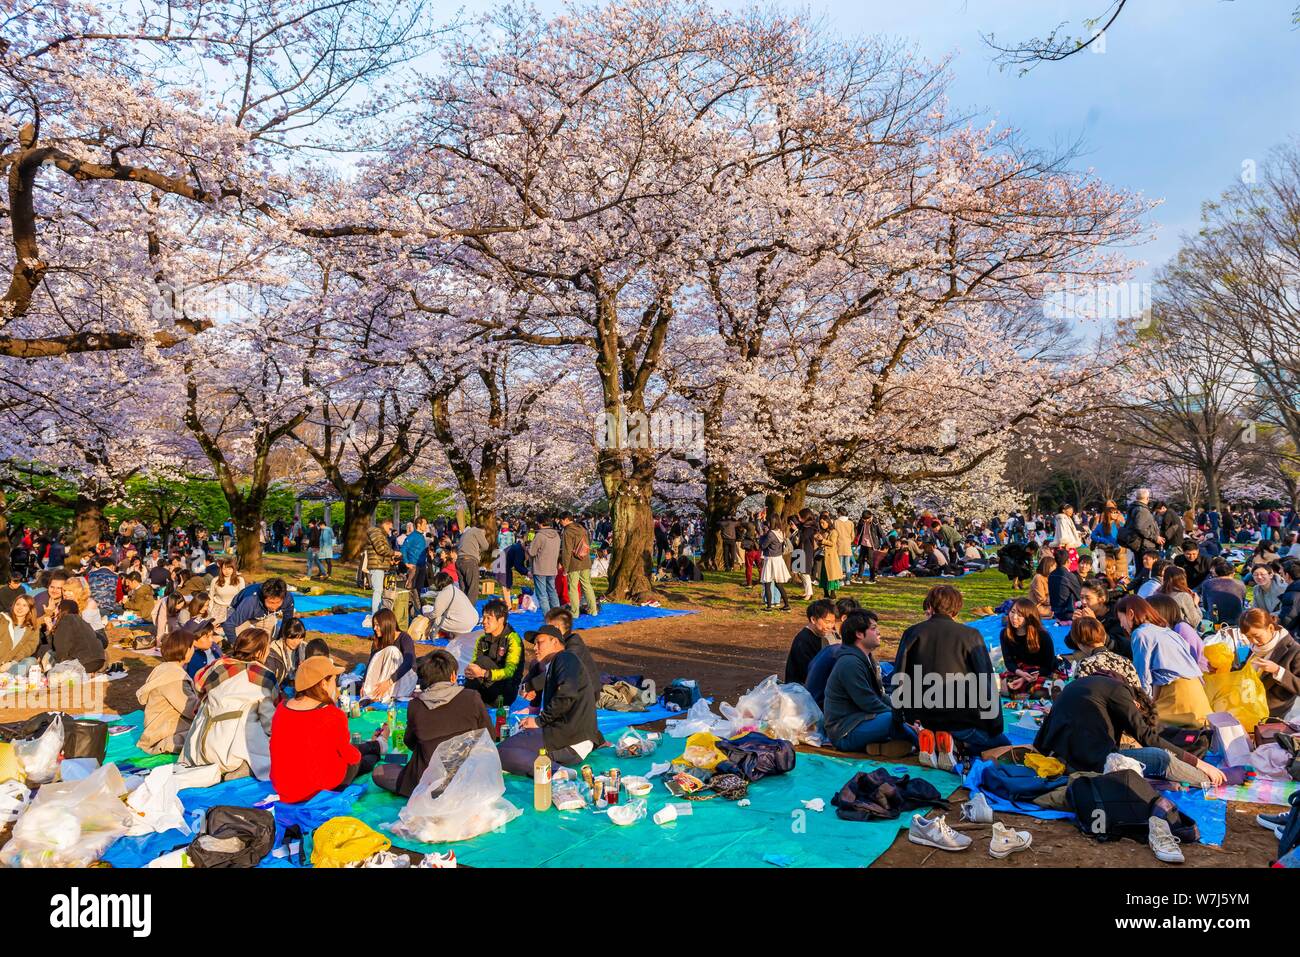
834;507;856;582
401;516;430;594
560;514;598;618
317;521;335;579
527;516;562;615
305;518;323;580
758;521;791;612
457;521;489;602
365;517;397;618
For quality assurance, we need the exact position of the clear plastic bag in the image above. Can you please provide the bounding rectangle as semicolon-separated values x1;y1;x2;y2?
719;675;825;745
666;698;734;738
391;729;521;843
1;762;134;867
444;635;478;676
615;728;659;758
15;715;64;786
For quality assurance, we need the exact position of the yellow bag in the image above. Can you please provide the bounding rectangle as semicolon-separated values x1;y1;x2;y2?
674;732;726;770
1155;677;1213;728
1024;753;1066;779
0;741;21;784
1204;642;1235;674
1204;668;1270;732
311;816;391;868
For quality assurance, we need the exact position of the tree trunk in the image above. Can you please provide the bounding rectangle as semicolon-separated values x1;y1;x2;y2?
605;480;655;600
70;494;107;563
463;467;498;543
766;481;808;525
232;504;265;574
0;491;10;581
701;463;742;571
341;497;380;563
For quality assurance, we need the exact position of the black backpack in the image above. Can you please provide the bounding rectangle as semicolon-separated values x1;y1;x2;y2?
187;806;276;868
1068;770;1199;845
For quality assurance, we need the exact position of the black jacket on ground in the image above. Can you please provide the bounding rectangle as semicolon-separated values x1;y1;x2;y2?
1034;673;1193;773
784;626;826;685
892;615;1003;735
538;649;603;751
395;687;491;797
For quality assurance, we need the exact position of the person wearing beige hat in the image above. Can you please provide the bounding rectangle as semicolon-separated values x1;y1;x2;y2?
269;653;387;803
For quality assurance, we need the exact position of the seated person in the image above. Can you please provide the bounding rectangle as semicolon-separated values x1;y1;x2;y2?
265;616;309;691
1199;558;1246;626
1127;549;1161;595
183;617;221;681
1028;556;1055;618
181;628;278;780
1034;671;1224;786
1158;567;1203;630
1117;595;1211;728
427;572;479;637
521;607;599;706
303;637;332;658
823;611;901;751
0;593;40;675
221;576;295;645
1147;593;1207;671
372;649;492;797
1075;553;1098;583
1174;542;1211;591
806;610;878;708
1047;547;1082;622
912;542;947;577
498;624;603;776
1239;608;1300;718
42;599;106;673
783;598;838;685
892;585;1008;756
464;599;524;707
998;597;1058;693
152;590;187;647
1070;582;1132;657
135;628;199;754
1069;617;1141;689
122;571;156;620
360;608;417;703
270;655;384;803
1248;562;1287;615
1137;559;1170;599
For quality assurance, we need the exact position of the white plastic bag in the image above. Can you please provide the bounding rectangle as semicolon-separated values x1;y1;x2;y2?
15;715;64;785
719;675;825;745
1;763;134;867
126;764;191;837
391;729;520;843
443;635;478;676
666;698;734;738
47;660;88;684
0;779;30;825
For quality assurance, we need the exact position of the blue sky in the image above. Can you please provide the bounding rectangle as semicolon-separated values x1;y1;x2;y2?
452;0;1300;291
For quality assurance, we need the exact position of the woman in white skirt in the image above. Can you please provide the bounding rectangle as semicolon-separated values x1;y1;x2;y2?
758;524;791;611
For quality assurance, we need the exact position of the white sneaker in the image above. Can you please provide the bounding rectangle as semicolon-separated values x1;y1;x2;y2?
1148;816;1184;864
989;821;1032;858
960;792;994;824
908;814;972;852
1104;752;1146;776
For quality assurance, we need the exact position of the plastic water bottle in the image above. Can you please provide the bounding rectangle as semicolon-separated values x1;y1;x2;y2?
533;749;552;811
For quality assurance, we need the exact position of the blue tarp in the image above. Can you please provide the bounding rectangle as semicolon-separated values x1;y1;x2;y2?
292;592;370;613
305;601;694;638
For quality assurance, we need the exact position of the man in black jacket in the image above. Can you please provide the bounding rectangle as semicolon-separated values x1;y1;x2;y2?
1156;502;1185;558
1123;489;1163;558
784;599;837;685
1047;547;1082;621
500;624;604;776
1173;541;1211;591
521;607;599;706
891;585;1007;754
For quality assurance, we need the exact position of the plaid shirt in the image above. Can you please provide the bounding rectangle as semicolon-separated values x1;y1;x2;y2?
194;657;280;700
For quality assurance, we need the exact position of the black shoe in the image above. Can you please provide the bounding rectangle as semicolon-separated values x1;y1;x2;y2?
1257;811;1290;838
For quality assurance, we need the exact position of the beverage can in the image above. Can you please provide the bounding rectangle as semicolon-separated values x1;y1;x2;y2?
581;765;594;789
593;778;605;803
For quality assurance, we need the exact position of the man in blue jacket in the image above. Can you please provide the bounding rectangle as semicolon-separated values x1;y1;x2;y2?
401;517;430;593
222;577;294;645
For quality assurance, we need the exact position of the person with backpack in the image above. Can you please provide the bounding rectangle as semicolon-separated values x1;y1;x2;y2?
559;514;598;618
1120;489;1163;570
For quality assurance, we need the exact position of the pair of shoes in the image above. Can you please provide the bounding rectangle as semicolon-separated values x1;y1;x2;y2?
1149;817;1185;864
960;792;993;824
988;821;1032;859
908;814;971;852
920;730;956;771
779;603;791;611
1256;810;1290;839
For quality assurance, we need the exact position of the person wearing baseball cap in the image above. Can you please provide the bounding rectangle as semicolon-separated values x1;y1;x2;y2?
499;621;602;777
181;616;220;681
270;653;386;804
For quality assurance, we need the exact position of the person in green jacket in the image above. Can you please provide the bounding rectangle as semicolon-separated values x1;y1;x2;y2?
463;599;523;706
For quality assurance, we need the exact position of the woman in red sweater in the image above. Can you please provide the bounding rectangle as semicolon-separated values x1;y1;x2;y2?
270;655;385;803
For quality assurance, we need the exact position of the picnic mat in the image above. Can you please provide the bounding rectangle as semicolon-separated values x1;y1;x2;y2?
98;726;958;868
1207;777;1298;806
305;601;695;639
346;734;961;868
292;592;370;613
